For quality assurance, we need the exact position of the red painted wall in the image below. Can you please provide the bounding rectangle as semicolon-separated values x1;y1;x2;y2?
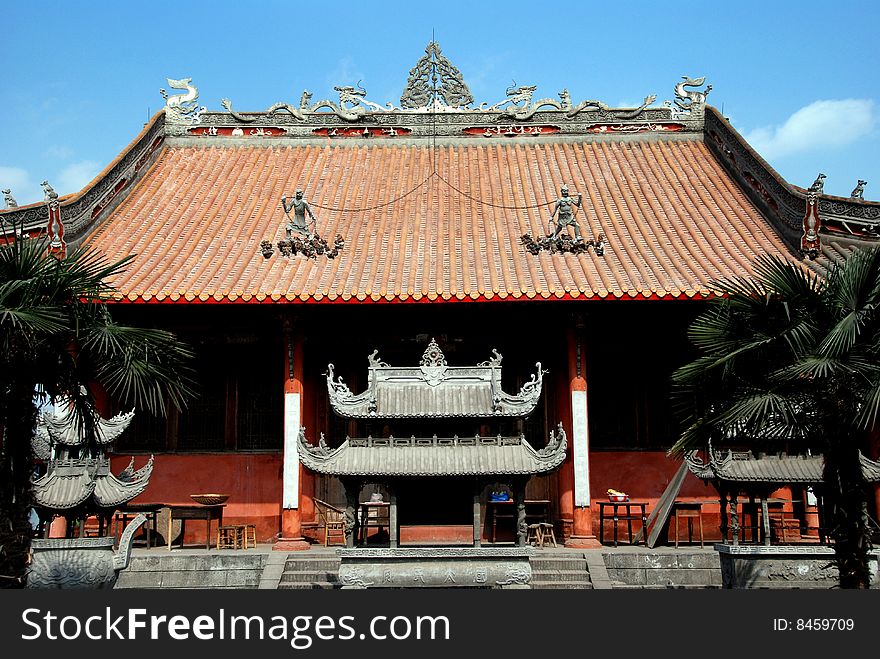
112;453;283;544
590;450;724;541
112;450;733;545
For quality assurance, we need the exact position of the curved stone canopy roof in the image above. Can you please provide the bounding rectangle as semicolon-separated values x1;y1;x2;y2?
327;341;544;419
32;456;154;510
685;449;880;484
298;425;567;478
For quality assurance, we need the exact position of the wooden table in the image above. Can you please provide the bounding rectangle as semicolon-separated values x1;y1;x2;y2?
166;504;225;550
358;501;391;545
598;501;648;547
114;502;164;547
487;500;551;543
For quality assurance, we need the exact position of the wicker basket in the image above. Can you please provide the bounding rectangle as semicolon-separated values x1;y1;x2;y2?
190;493;229;506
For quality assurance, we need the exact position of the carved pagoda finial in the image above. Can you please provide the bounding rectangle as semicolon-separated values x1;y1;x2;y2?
2;188;17;209
400;41;473;110
808;173;827;194
851;179;867;199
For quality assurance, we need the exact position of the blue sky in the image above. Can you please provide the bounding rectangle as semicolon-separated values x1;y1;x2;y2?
2;0;878;204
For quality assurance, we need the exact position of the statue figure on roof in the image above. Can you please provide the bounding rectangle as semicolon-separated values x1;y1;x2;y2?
851;179;867;199
281;189;317;238
2;188;17;209
549;184;584;242
41;180;59;203
808;173;827;194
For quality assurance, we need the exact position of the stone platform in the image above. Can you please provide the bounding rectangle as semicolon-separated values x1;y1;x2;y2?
716;544;880;589
337;547;534;589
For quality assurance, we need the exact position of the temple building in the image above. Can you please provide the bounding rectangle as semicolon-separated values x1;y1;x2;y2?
3;43;879;548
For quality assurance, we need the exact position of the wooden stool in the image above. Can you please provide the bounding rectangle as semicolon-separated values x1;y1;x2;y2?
527;523;543;546
243;524;257;549
673;502;704;548
217;525;244;549
538;522;557;548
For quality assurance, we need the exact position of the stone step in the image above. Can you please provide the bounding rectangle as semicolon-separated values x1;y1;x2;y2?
283;559;340;571
531;569;591;582
530;559;588;570
531;581;593;590
612;583;721;590
280;570;339;583
278;581;339;590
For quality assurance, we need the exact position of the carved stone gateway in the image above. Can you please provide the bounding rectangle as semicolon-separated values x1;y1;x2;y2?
300;338;566;564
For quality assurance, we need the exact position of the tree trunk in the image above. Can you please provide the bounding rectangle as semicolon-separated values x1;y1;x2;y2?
0;381;38;588
824;437;873;589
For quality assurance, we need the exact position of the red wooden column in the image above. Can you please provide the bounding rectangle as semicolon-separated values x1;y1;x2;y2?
275;319;310;551
564;317;601;548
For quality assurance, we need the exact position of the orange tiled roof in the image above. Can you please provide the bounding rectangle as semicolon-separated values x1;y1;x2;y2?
85;138;796;303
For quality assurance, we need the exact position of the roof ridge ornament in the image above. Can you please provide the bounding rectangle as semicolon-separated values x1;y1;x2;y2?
160;76;206;124
2;188;17;209
419;337;448;386
400;41;474;110
666;75;711;118
851;180;867;200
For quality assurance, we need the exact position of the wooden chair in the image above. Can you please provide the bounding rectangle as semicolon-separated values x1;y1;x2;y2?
314;499;346;547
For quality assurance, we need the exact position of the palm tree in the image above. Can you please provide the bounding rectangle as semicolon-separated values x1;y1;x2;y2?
0;232;195;588
670;247;880;589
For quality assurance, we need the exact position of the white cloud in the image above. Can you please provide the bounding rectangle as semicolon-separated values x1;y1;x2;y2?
46;145;75;160
57;160;101;196
0;166;41;206
325;56;366;91
745;99;876;160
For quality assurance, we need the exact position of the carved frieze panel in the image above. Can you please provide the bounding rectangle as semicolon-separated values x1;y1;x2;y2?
462;125;560;138
187;126;285;137
312;126;412;138
587;122;684;134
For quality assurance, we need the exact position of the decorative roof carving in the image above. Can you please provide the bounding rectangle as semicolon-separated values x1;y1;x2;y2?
801;191;821;259
808;173;827;194
400;41;473;110
326;344;546;419
161;76;205;124
210;44;677;129
298;424;567;477
851;180;867;200
670;75;711;117
2;189;17;209
685;449;880;484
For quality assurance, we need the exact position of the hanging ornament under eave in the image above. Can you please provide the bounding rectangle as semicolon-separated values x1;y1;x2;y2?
259;188;345;260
